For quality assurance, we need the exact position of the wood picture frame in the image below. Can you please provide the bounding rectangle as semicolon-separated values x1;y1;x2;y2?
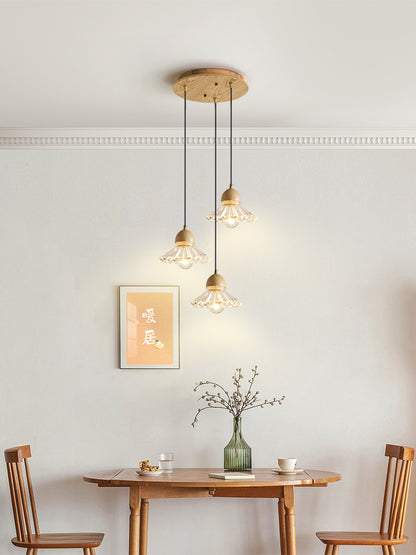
119;286;179;369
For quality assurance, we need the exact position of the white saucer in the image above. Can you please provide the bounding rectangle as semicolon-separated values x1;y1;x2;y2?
272;468;304;475
136;470;164;476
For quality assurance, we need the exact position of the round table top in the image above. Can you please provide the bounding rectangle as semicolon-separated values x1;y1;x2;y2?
84;468;341;488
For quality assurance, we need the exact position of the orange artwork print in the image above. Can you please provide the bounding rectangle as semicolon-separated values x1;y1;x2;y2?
125;291;174;366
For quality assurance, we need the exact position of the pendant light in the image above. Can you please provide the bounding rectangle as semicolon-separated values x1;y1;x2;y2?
160;86;208;269
192;100;241;313
206;82;256;228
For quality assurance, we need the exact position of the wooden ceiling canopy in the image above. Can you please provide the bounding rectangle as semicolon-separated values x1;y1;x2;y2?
173;68;248;103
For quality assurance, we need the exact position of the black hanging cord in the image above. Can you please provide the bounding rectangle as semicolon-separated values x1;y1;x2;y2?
214;100;217;273
230;82;233;186
184;87;187;228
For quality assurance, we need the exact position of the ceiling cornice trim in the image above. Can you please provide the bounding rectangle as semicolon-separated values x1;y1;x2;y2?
1;128;416;149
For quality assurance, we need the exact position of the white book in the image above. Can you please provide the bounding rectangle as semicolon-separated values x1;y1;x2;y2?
209;472;256;480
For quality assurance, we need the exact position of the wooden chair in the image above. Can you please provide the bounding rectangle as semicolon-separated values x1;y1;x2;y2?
316;444;414;555
5;445;104;554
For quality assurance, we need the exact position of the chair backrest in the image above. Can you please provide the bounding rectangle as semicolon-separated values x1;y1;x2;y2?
4;445;40;543
379;444;414;540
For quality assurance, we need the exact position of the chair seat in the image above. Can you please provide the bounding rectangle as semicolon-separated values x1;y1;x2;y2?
316;531;408;546
12;532;104;549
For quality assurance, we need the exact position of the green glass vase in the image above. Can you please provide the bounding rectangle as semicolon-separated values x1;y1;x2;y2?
224;417;252;471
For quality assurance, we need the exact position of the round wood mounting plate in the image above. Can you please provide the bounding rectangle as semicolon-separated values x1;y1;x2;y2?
173;68;248;103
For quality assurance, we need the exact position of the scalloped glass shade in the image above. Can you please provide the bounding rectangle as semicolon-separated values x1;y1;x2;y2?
160;244;209;270
191;286;241;313
206;203;256;228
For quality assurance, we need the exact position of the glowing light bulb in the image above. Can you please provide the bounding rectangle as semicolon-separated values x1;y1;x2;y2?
224;217;239;228
208;303;224;314
206;187;256;228
191;273;241;313
160;227;208;269
177;258;193;270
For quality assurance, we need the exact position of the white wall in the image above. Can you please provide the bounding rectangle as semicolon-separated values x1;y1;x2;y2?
1;146;416;555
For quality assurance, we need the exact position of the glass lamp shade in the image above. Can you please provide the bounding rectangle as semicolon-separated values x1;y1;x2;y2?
160;227;208;270
191;272;241;313
206;186;256;228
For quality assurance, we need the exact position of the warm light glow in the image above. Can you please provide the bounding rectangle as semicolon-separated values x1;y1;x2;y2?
208;302;224;314
225;217;239;228
207;202;256;227
177;257;193;270
191;276;241;313
160;244;208;269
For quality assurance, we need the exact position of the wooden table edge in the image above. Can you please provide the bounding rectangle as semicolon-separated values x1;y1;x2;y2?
83;468;341;488
83;469;125;485
304;470;342;484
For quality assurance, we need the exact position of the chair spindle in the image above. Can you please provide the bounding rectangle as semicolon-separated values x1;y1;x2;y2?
17;461;32;541
380;456;392;533
11;463;26;541
24;458;40;536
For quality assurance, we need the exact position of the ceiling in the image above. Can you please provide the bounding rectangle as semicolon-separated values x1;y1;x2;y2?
1;0;416;129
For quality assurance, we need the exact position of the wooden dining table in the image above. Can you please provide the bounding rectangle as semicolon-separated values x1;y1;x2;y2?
84;468;341;555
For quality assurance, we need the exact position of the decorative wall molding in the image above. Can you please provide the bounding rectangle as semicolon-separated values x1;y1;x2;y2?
2;128;416;149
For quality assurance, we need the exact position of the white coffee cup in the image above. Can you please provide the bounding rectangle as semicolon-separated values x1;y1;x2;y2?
278;458;297;471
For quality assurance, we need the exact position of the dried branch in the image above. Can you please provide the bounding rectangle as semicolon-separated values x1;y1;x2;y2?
191;366;285;426
191;405;228;428
243;395;285;411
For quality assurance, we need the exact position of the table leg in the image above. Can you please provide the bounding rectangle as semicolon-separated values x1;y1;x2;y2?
129;486;141;555
278;497;287;555
283;486;296;555
139;499;149;555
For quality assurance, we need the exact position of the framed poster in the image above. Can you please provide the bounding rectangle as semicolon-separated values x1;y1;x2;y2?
119;286;179;369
